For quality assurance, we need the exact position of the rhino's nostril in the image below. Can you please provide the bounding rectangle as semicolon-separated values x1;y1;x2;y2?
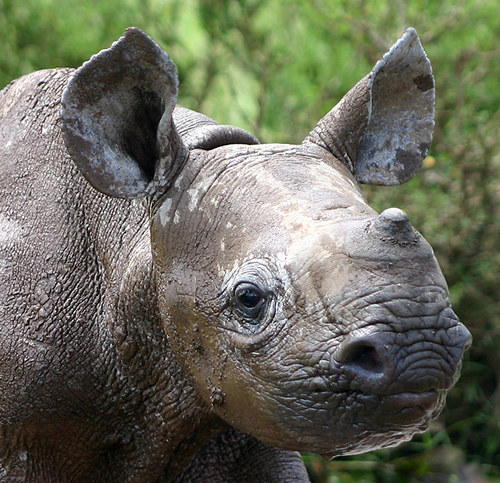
352;345;385;374
342;343;385;375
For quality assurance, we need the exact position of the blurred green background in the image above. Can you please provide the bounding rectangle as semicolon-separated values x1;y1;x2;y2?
1;0;499;481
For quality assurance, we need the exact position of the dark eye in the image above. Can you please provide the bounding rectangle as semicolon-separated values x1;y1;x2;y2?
237;286;262;308
234;282;266;319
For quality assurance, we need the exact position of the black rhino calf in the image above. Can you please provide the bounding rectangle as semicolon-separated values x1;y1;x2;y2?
0;27;471;482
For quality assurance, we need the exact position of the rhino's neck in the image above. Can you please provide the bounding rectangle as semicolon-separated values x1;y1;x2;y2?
105;218;225;479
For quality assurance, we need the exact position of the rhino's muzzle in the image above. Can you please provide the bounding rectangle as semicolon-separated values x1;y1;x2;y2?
264;317;471;455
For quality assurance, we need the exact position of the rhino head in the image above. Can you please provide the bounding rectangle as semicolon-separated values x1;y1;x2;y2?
61;27;471;458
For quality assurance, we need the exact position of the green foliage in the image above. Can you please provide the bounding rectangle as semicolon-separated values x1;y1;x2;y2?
1;0;499;479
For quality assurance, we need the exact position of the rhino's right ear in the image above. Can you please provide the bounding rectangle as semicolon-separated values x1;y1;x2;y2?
61;27;188;198
305;28;435;186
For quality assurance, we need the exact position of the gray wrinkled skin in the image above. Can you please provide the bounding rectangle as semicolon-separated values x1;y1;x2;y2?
0;27;470;482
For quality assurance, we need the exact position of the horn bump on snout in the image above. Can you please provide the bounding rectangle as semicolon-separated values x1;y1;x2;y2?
368;208;418;244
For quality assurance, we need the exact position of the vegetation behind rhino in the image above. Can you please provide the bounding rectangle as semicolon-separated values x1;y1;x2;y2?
0;27;471;482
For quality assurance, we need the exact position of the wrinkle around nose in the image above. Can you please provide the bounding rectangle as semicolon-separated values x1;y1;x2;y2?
330;319;470;394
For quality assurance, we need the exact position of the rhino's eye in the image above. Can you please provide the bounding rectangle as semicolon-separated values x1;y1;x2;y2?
234;282;266;320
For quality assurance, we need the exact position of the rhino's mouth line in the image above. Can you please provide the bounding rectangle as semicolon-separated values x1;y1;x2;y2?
377;390;446;429
384;389;443;414
313;387;442;403
304;386;445;420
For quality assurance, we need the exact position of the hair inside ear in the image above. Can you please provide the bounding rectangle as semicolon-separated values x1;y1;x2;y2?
121;89;165;184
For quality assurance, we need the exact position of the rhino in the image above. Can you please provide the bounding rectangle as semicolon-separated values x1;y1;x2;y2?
0;27;471;482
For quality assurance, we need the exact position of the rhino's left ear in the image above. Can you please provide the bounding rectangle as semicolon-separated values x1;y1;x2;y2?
62;27;188;198
304;28;435;186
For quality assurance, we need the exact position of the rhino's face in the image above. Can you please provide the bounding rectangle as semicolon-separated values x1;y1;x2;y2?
61;27;471;457
151;144;471;456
